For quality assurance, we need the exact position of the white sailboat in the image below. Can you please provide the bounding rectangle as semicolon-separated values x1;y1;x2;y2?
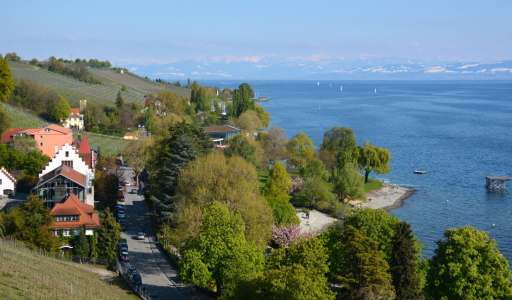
374;88;377;94
317;81;320;86
340;85;343;91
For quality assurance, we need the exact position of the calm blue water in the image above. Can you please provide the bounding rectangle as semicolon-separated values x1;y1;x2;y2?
203;80;512;259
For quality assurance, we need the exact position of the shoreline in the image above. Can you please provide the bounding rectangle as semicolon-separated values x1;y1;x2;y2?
358;184;414;211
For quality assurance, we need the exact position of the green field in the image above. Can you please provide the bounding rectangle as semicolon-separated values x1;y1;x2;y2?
80;132;131;157
3;103;47;128
0;238;135;300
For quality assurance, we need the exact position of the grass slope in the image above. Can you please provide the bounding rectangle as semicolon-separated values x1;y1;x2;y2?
83;132;131;156
0;238;135;300
3;103;47;128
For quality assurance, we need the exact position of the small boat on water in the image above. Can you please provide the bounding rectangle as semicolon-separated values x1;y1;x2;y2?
413;171;427;174
340;85;343;91
374;88;377;94
317;81;320;85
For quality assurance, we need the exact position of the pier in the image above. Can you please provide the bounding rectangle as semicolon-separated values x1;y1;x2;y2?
485;176;511;190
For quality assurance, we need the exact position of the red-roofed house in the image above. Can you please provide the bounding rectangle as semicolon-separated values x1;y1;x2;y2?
1;124;72;158
34;165;88;208
61;108;84;130
0;167;16;198
50;193;100;237
124;132;137;140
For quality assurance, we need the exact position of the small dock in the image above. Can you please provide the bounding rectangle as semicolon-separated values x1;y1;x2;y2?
254;97;270;102
413;170;427;174
485;176;511;190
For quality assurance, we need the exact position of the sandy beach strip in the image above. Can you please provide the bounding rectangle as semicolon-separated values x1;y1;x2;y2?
359;184;414;210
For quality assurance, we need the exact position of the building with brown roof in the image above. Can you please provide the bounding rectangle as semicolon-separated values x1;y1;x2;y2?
49;193;100;237
203;125;241;147
33;165;87;208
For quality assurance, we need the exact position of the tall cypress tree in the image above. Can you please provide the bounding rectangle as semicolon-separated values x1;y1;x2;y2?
390;221;422;300
96;208;120;260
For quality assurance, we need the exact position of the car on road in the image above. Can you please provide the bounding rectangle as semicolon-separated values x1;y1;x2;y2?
136;232;145;240
119;252;130;262
119;194;125;202
130;189;138;194
119;242;128;251
131;273;142;285
127;267;138;276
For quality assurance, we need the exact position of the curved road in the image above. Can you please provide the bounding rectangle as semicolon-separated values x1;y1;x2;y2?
120;167;207;299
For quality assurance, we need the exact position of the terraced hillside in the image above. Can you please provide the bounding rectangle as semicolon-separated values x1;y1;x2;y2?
8;62;146;106
89;68;192;98
3;103;47;128
81;132;131;156
0;238;134;300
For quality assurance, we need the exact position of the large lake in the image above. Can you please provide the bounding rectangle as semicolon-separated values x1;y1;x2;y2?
202;80;512;259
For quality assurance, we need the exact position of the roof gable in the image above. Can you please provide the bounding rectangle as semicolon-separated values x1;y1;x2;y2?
0;167;17;183
50;193;100;228
1;128;26;143
36;165;86;188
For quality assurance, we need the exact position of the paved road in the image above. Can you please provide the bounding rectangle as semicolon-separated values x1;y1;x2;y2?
119;167;208;300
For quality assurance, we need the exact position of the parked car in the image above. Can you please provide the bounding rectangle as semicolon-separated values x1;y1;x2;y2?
119;242;128;251
119;195;125;202
127;267;138;276
119;246;128;254
125;181;131;186
131;273;142;285
136;232;145;240
119;220;127;231
130;189;138;194
119;252;130;262
117;211;125;218
116;204;125;210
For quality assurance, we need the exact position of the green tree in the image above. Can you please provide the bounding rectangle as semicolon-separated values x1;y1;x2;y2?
157;90;185;115
122;138;150;187
74;226;91;258
190;81;209;112
257;125;288;167
300;158;328;181
179;201;265;297
115;91;124;110
0;103;11;134
253;103;270;127
300;176;335;207
263;161;291;199
254;237;336;300
145;104;156;133
1;195;59;252
334;163;367;200
176;152;273;248
390;221;422;300
344;207;399;262
231;84;254;118
0;55;15;102
4;52;21;62
95;207;120;260
426;225;512;299
336;225;395;300
223;134;258;168
286;131;316;169
240;82;255;99
266;196;300;226
321;126;358;170
234;110;261;132
51;95;72;124
357;140;391;183
121;85;128;92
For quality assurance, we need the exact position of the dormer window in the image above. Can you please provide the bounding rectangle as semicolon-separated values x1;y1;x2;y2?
55;215;79;222
44;128;50;132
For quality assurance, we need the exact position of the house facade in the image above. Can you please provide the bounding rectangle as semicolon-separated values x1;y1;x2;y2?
1;124;73;158
50;193;100;237
0;167;16;198
62;108;84;130
203;125;241;147
36;140;96;207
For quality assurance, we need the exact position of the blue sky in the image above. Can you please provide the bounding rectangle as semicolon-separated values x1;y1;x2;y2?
2;0;511;65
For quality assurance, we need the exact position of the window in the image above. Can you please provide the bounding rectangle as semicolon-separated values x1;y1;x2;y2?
62;161;73;168
63;229;72;236
0;179;2;185
44;128;50;132
56;215;79;222
65;151;69;157
40;142;43;146
40;136;43;139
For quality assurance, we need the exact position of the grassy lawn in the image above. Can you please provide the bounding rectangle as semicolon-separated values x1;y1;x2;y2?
364;177;384;191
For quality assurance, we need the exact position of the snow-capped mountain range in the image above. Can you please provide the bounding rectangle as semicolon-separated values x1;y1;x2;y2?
124;57;512;80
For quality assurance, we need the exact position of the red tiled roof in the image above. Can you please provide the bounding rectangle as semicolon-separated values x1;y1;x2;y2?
1;128;26;143
50;193;100;229
70;108;81;118
124;132;135;136
77;133;91;153
203;125;240;132
0;167;17;183
145;98;154;108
